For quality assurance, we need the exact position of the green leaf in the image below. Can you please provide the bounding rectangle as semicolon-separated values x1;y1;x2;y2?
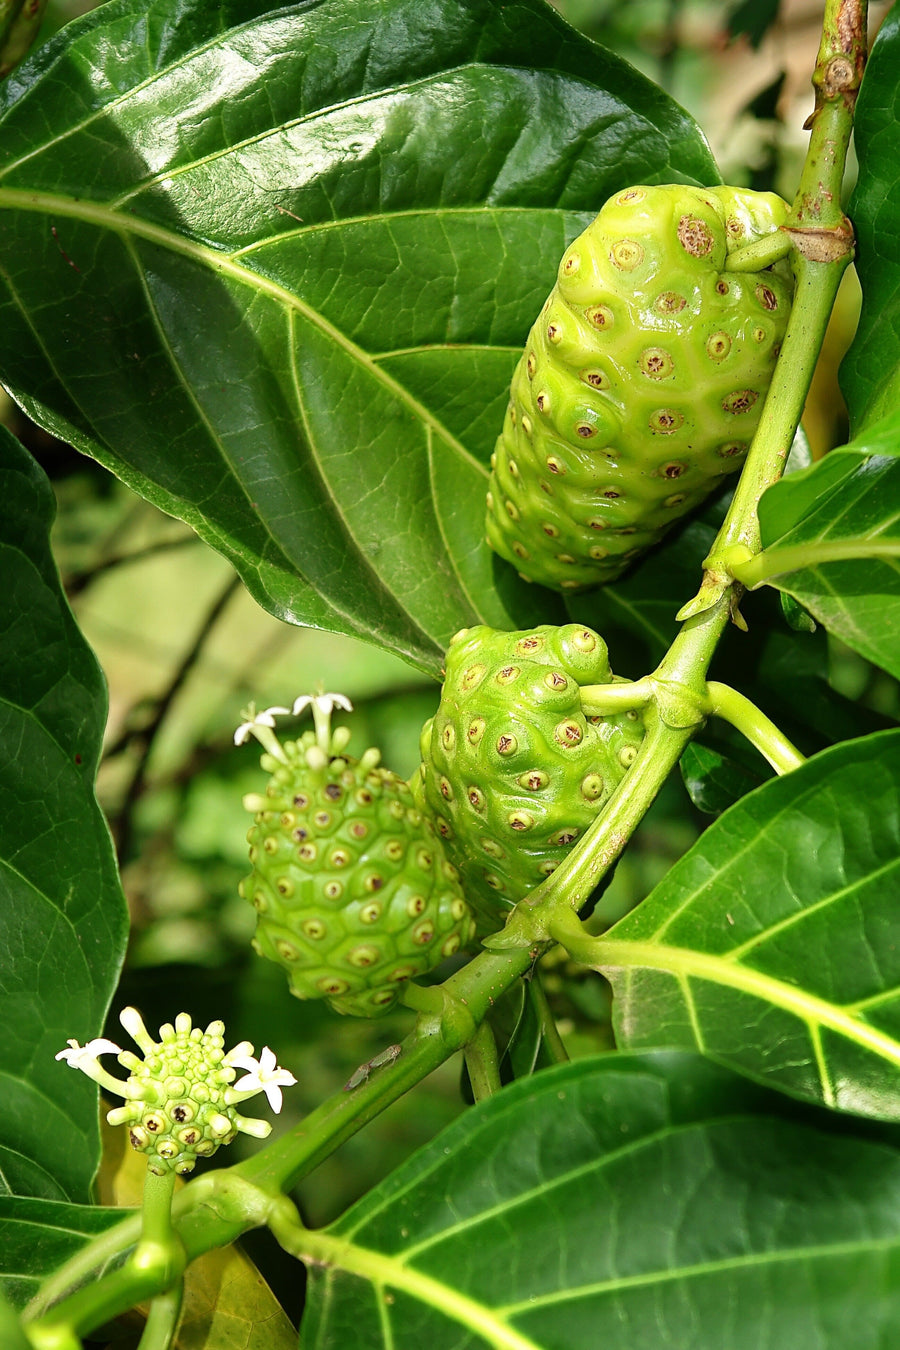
0;431;128;1202
679;727;769;816
840;5;900;433
0;1284;32;1349
0;1196;123;1310
299;1051;900;1348
594;730;900;1119
0;0;718;674
734;410;900;679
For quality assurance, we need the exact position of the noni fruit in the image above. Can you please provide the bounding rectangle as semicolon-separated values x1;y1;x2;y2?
414;624;645;927
238;698;476;1017
486;183;793;590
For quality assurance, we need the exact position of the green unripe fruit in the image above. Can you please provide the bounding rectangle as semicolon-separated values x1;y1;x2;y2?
414;623;646;928
486;183;794;591
241;732;476;1017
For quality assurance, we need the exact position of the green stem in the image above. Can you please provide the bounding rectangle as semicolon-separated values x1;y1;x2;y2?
579;679;654;716
709;0;862;565
706;682;806;774
137;1282;183;1350
734;539;900;589
464;1021;502;1102
529;973;570;1064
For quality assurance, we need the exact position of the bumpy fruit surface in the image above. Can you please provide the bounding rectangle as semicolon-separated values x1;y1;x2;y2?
241;733;476;1017
414;623;645;927
486;183;793;591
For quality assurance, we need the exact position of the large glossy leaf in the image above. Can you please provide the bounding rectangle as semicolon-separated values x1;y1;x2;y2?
731;410;900;679
0;0;718;674
0;431;128;1202
840;5;900;433
0;1196;123;1309
593;730;900;1119
299;1051;900;1349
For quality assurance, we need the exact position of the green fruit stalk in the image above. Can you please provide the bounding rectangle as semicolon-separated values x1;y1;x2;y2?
414;624;645;927
238;697;476;1017
486;183;794;591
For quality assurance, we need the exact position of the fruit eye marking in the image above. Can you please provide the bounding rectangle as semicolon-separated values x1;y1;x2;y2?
755;284;778;310
555;719;583;745
323;783;342;801
655;291;686;313
660;461;686;479
496;734;518;756
588;305;614;329
722;389;758;415
611;239;644;269
640;347;674;379
706;332;731;360
650;409;684;434
677;215;714;256
575;422;596;438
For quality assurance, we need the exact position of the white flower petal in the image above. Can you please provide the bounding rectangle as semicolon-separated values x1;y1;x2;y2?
230;1045;297;1114
55;1037;122;1065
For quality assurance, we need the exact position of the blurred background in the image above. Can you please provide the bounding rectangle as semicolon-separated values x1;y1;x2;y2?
2;0;897;1331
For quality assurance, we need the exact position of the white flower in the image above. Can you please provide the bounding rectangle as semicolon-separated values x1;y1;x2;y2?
291;692;353;718
55;1037;122;1067
227;1046;297;1114
233;704;291;746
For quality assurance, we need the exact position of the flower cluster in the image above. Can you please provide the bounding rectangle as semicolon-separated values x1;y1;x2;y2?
57;1008;296;1175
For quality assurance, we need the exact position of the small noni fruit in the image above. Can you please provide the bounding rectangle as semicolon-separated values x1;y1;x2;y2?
238;697;476;1017
57;1008;296;1175
414;624;645;927
486;183;794;591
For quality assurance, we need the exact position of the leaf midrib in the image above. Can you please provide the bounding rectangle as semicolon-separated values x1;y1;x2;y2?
597;937;900;1069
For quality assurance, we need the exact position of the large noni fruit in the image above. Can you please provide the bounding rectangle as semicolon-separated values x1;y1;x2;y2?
414;623;645;929
485;183;793;591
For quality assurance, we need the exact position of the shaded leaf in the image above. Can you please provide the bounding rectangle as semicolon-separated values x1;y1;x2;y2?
736;410;900;679
300;1051;900;1348
0;431;128;1202
0;1195;123;1309
0;1284;35;1348
0;0;718;674
840;6;900;432
679;726;769;816
595;730;900;1118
